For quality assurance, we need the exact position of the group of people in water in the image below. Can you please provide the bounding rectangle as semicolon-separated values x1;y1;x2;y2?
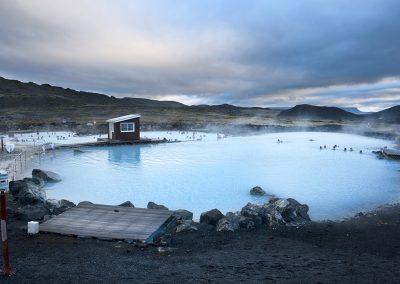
12;131;77;143
320;144;363;154
276;138;363;154
155;131;208;142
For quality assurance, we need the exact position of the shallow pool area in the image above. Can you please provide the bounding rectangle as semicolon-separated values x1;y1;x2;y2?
28;132;400;220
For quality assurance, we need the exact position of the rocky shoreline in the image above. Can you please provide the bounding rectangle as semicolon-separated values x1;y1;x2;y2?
167;196;310;236
3;199;400;282
4;171;400;282
7;172;311;248
8;169;75;221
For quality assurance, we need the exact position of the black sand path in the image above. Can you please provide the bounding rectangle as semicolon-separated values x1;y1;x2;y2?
1;204;400;282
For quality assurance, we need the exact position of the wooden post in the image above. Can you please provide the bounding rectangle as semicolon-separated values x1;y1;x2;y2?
0;191;11;276
13;160;16;181
1;137;3;152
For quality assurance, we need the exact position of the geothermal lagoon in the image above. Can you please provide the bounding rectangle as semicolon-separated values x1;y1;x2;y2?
29;132;400;220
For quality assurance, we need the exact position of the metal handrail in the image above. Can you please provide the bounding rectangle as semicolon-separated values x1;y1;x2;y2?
3;147;42;181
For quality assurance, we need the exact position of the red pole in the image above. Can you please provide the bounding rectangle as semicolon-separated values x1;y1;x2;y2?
0;191;11;276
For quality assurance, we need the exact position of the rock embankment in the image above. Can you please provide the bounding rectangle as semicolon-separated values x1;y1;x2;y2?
167;196;310;234
8;169;75;221
6;175;310;242
214;198;310;232
149;193;311;238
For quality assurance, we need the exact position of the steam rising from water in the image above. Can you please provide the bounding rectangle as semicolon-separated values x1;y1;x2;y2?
29;131;400;220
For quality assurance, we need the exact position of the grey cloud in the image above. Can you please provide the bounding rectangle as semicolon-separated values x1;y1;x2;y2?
0;0;399;109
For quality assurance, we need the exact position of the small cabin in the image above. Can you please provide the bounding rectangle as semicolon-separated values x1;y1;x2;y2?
106;114;140;142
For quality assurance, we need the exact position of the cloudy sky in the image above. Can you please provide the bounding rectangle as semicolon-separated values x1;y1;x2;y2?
0;0;399;111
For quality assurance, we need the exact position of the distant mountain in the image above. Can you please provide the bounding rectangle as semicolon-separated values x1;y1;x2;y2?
0;76;185;109
193;104;270;115
0;76;280;118
368;105;400;123
278;104;361;120
342;107;372;115
116;97;185;108
1;76;399;125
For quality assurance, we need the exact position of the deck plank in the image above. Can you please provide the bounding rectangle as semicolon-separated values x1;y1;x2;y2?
39;203;173;242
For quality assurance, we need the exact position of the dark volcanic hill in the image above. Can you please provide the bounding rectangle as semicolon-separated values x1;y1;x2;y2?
0;76;275;116
0;76;279;130
342;107;372;115
192;103;270;116
368;106;400;123
278;104;361;120
0;76;185;109
1;76;399;130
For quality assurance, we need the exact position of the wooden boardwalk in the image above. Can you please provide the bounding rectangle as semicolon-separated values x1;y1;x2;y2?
39;203;173;243
55;138;179;149
382;148;400;159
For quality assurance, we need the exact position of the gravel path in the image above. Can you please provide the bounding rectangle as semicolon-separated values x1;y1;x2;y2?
1;204;400;282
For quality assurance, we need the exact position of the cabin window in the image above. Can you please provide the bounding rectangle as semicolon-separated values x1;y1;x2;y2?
120;122;135;133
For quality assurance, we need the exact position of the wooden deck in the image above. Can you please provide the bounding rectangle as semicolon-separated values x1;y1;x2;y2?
55;138;176;149
382;148;400;159
39;203;173;243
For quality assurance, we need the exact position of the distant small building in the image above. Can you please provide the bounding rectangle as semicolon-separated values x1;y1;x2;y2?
106;114;141;142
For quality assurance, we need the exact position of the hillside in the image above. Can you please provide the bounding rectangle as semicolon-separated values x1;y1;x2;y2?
278;104;361;121
0;76;185;109
192;104;270;116
1;76;399;131
342;108;372;115
368;106;400;123
0;76;278;130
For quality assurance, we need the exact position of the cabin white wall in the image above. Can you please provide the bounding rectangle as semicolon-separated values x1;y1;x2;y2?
108;122;114;139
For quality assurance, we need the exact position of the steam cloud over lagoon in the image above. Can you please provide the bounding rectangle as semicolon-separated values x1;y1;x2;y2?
0;0;399;111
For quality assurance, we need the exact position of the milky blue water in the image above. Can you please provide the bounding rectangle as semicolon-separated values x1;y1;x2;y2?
33;132;400;220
